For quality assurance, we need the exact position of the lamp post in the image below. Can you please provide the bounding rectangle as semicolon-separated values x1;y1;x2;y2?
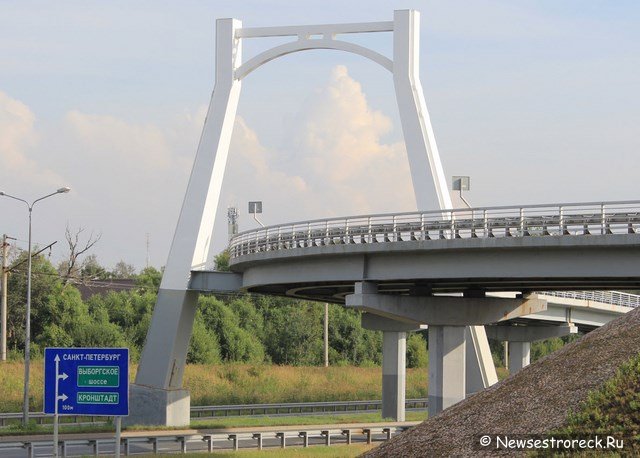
0;187;71;426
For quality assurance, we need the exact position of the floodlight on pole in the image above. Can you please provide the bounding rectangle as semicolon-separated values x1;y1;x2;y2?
0;187;71;426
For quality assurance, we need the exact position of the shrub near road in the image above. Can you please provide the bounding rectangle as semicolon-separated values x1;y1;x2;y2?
0;362;428;413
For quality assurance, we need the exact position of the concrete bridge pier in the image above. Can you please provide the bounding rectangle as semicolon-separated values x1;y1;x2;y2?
508;341;531;373
382;331;407;420
362;313;424;421
347;283;548;418
428;325;466;417
126;289;199;426
485;324;577;374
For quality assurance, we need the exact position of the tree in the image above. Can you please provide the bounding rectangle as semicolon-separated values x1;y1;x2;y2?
112;260;136;279
136;266;162;293
328;305;381;365
60;225;101;284
6;251;62;352
261;299;324;365
214;250;231;272
188;312;222;364
198;295;265;363
407;332;428;368
80;254;108;280
86;290;156;360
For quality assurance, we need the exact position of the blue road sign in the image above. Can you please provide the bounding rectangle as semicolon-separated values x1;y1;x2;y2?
44;348;129;416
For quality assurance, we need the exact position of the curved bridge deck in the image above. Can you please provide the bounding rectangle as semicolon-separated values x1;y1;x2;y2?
212;201;640;301
229;200;640;258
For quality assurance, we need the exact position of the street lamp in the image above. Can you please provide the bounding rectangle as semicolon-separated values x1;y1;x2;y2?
0;187;70;426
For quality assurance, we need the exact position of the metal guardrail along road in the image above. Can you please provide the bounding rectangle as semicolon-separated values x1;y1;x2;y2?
0;399;429;427
228;200;640;259
0;423;418;457
191;398;428;418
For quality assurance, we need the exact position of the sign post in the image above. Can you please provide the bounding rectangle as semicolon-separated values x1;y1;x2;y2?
45;348;129;457
52;354;69;457
248;201;265;227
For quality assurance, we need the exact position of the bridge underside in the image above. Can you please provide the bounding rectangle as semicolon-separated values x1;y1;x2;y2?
223;278;640;303
183;236;639;422
194;235;640;302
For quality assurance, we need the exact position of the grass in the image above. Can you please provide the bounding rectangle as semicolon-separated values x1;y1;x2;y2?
536;352;640;456
0;362;428;413
187;411;426;430
1;421;116;437
0;360;46;413
0;411;426;437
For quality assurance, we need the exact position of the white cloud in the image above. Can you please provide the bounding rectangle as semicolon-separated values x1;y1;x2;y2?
213;65;416;250
278;65;415;216
56;109;198;268
0;92;212;270
0;91;64;189
65;110;175;170
1;66;423;268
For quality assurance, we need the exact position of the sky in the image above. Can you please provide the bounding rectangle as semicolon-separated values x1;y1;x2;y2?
1;1;639;272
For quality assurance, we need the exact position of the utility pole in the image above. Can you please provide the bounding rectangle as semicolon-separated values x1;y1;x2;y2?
1;234;13;362
504;342;509;371
324;303;329;367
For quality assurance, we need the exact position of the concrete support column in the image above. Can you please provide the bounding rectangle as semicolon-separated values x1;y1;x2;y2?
465;325;498;396
126;289;198;426
508;341;531;373
428;325;466;417
485;324;577;375
393;9;453;210
382;331;407;421
129;17;242;427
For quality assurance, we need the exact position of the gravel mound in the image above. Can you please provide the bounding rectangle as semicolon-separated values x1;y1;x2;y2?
365;307;640;457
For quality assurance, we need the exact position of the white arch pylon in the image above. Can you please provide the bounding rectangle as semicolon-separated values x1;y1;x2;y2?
130;10;455;426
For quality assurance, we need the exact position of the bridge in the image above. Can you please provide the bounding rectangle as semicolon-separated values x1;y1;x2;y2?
203;200;640;296
190;202;639;419
126;10;640;427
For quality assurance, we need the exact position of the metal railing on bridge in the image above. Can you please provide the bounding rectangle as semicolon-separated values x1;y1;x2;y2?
228;200;640;259
539;290;640;308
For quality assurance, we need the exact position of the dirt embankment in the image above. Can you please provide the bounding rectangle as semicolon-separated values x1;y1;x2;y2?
365;307;640;457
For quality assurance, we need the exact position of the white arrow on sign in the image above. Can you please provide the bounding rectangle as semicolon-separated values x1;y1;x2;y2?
53;353;68;458
53;355;68;412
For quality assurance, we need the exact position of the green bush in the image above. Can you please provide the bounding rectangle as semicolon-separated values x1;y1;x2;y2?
188;313;222;364
6;249;416;368
198;295;265;363
407;333;428;368
543;352;640;455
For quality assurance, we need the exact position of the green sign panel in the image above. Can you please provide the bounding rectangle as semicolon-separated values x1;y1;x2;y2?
77;392;119;405
77;366;120;388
